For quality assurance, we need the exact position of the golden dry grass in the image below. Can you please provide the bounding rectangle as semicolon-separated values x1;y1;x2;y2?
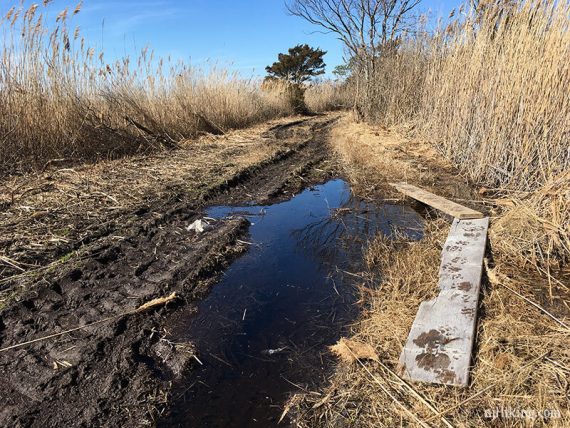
329;115;480;202
290;117;570;428
0;2;342;176
354;0;570;269
305;81;351;112
292;223;569;427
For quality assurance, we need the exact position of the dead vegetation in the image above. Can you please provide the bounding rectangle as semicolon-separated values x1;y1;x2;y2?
353;0;569;271
291;221;569;427
305;81;351;112
302;6;569;423
0;115;314;304
0;113;340;427
289;117;569;427
304;8;570;422
0;0;567;425
0;2;343;177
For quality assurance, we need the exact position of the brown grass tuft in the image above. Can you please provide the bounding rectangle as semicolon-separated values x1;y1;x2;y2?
305;80;351;112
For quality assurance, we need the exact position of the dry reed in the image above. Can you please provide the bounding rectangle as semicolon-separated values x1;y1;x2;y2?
305;80;351;112
354;0;570;267
0;2;343;176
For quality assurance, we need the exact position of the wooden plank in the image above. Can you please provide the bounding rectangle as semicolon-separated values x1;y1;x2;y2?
390;182;484;219
397;217;489;387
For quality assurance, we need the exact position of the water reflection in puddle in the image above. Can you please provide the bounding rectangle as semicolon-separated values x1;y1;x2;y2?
162;179;422;427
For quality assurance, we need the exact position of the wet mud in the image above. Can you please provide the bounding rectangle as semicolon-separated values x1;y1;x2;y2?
0;115;422;427
161;179;422;427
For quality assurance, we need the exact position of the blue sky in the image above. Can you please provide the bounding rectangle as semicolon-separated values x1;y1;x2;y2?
2;0;463;77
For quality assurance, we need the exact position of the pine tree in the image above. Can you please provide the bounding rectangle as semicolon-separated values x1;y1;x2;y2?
265;44;326;84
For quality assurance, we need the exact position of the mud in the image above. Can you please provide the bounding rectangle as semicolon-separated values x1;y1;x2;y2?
0;115;342;427
160;179;422;427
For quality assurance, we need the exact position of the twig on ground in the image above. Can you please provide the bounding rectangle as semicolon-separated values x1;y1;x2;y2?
342;344;434;428
0;256;26;272
375;359;455;428
484;260;570;332
424;350;551;423
0;293;177;353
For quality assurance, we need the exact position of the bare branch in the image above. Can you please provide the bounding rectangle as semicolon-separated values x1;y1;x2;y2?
287;0;423;60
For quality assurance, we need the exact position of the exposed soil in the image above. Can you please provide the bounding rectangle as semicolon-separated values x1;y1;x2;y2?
0;114;342;427
2;112;566;428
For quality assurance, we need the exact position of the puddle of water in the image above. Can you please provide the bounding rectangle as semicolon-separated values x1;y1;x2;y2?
162;179;422;427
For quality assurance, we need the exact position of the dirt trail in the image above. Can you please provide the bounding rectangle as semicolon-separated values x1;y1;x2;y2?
0;115;334;296
0;114;340;427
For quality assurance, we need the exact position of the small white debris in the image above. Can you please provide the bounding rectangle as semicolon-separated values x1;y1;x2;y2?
262;347;287;356
186;218;213;233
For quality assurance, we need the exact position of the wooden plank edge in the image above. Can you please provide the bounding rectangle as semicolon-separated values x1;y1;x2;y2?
389;182;484;219
397;217;489;387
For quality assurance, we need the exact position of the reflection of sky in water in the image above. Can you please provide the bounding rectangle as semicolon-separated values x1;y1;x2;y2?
164;179;423;428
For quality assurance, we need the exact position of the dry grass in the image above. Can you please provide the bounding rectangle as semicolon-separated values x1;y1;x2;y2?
305;80;351;112
329;115;479;203
354;0;570;268
292;222;569;427
290;118;570;427
0;2;341;176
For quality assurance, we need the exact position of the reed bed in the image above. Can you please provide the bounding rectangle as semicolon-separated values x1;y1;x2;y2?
0;3;298;176
354;0;570;267
305;80;351;112
290;115;569;428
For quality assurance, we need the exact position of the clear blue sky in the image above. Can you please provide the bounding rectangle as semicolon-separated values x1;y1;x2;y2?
3;0;463;77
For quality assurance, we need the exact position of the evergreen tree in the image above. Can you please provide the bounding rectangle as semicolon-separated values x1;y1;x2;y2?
265;44;326;84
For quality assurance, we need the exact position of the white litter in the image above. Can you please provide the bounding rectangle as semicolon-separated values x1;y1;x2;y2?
186;218;213;233
262;347;287;356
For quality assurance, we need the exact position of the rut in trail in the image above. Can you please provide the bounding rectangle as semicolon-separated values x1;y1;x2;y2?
0;114;341;428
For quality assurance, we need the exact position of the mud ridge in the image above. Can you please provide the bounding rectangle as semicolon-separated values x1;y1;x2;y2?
0;114;339;427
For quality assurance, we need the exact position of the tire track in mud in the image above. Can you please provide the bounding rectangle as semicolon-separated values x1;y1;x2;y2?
0;114;339;427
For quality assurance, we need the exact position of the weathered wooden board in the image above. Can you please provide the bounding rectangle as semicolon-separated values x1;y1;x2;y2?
398;218;489;387
389;182;484;219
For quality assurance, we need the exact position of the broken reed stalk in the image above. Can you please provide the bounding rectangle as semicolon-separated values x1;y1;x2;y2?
484;260;570;332
423;350;551;423
375;359;455;428
341;344;435;428
332;337;454;426
0;314;123;353
0;293;177;353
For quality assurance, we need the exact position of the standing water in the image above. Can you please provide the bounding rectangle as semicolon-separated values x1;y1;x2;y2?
162;179;422;427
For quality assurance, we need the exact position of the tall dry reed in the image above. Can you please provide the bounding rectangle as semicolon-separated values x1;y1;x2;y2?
0;3;294;175
305;80;351;112
355;0;570;265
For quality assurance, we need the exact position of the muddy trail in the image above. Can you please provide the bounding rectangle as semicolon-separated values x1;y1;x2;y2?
160;179;422;427
0;112;426;428
0;115;346;427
